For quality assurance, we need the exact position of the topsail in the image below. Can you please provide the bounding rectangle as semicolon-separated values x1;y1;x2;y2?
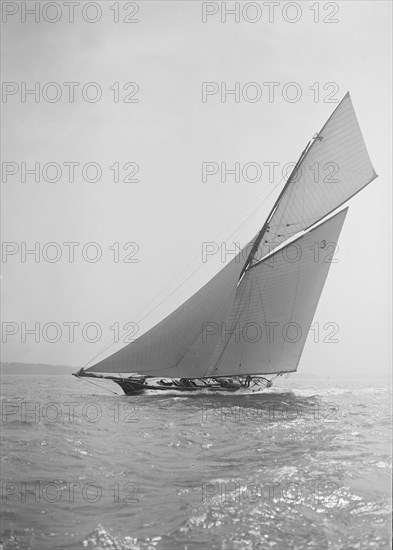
243;92;377;270
85;93;377;380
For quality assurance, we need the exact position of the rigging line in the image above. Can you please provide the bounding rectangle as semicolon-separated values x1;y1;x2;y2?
213;179;287;265
257;184;299;262
268;217;320;229
278;164;302;238
218;177;283;241
277;140;313;226
276;174;297;236
77;376;120;395
224;179;284;244
83;177;286;369
271;184;297;251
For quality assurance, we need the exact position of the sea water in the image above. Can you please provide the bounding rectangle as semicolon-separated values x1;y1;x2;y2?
1;374;391;549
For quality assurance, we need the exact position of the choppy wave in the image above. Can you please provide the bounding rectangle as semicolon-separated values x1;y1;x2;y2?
1;375;391;550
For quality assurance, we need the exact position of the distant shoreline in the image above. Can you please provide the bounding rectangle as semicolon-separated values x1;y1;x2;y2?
0;362;76;375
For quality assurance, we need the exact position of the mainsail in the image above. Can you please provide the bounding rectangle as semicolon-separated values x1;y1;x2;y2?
204;209;347;377
85;93;377;380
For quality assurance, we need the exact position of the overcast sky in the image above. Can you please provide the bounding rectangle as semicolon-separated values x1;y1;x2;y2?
1;0;391;377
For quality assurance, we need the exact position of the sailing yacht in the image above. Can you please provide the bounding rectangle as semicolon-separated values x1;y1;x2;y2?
74;93;377;395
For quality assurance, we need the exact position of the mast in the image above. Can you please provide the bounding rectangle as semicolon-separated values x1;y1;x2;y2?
238;138;313;280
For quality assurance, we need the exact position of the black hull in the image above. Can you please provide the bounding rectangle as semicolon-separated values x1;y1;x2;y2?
114;379;241;396
115;379;150;395
73;371;273;395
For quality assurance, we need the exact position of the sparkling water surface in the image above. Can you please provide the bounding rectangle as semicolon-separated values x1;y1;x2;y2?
1;374;391;550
